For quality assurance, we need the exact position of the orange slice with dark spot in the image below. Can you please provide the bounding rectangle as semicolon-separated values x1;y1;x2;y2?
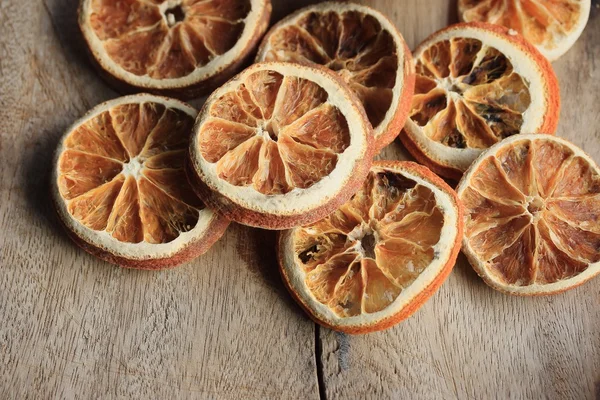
187;62;373;230
52;94;229;269
458;134;600;295
278;161;463;333
79;0;272;98
256;2;415;153
401;22;560;180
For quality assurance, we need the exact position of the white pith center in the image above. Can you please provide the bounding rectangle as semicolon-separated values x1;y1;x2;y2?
526;195;545;221
348;222;379;259
160;0;183;13
256;120;279;142
439;76;466;97
121;157;143;179
160;0;185;28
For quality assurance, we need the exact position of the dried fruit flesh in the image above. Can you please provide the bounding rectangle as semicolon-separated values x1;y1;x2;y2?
459;135;600;293
459;0;588;60
292;166;448;319
198;70;351;194
57;100;203;244
189;62;373;230
411;37;531;150
88;0;251;79
259;8;400;135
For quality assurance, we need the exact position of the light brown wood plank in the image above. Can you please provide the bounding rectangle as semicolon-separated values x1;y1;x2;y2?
0;0;318;398
318;1;600;399
1;0;600;398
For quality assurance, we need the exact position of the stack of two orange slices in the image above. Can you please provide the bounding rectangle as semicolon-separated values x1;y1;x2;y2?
189;3;466;333
402;18;600;298
54;0;276;269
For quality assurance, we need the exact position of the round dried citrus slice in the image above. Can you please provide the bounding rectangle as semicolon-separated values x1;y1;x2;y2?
255;2;415;153
79;0;271;98
52;94;229;269
401;22;560;180
187;62;373;230
278;161;463;333
457;134;600;295
459;0;591;61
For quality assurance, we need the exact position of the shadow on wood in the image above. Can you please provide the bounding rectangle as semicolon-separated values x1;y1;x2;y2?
44;0;95;75
22;124;70;241
234;224;308;318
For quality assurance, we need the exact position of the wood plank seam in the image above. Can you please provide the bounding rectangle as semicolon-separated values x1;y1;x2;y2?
315;325;327;400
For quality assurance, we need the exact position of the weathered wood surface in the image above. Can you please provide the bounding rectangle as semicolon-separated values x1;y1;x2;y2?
0;0;598;399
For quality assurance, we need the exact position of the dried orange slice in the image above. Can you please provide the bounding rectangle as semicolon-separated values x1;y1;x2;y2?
255;2;415;153
278;161;463;333
401;22;560;180
459;0;591;61
457;134;600;295
79;0;271;98
187;62;373;230
52;94;229;269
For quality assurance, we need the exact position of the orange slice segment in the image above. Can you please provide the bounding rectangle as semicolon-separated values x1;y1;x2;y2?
142;167;203;208
185;16;245;56
459;0;591;61
68;175;125;230
216;136;264;187
79;0;272;98
277;134;337;189
278;161;463;333
138;176;199;244
110;102;165;157
89;0;163;40
280;104;350;153
458;134;600;295
58;150;124;200
186;0;251;20
244;70;283;119
64;112;129;162
271;76;328;127
256;2;415;152
140;107;194;158
52;94;229;269
198;119;256;164
188;62;373;230
143;149;187;169
252;140;290;196
107;176;144;243
402;22;560;180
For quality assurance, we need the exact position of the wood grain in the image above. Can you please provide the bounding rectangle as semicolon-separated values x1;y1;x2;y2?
0;1;318;398
319;1;600;399
0;0;599;399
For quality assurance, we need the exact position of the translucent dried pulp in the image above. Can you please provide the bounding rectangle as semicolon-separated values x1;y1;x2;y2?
52;94;228;268
459;0;591;61
402;22;559;179
256;1;415;151
279;161;463;333
79;0;271;95
188;62;373;230
458;134;600;294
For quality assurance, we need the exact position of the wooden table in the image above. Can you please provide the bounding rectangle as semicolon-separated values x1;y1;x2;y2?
1;0;599;398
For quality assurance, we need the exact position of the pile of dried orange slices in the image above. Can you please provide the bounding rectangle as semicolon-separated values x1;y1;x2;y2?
51;0;596;333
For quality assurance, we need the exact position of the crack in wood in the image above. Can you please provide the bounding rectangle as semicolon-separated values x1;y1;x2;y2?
314;325;327;400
